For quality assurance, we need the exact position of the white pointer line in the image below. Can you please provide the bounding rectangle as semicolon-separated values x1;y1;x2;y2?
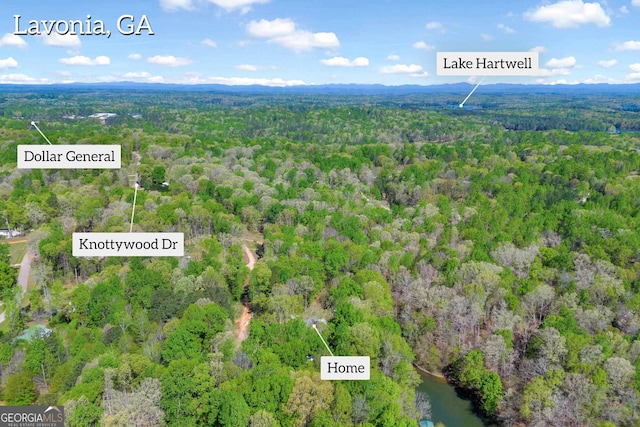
459;76;487;108
130;182;139;233
312;323;335;357
30;121;53;145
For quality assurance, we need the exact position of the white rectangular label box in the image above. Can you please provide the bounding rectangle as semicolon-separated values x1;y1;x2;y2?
321;356;370;380
73;232;184;257
18;145;121;169
437;52;539;76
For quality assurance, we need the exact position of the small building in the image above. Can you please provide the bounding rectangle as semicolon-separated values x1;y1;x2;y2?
88;112;118;124
15;325;52;342
0;229;20;238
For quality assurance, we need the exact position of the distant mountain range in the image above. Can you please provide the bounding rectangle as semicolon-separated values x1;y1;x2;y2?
2;82;640;95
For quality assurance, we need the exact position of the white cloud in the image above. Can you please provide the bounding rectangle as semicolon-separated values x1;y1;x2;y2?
205;0;269;13
161;0;269;13
147;55;192;67
525;0;610;28
535;77;594;85
208;76;306;86
425;21;443;31
386;54;400;61
137;72;306;86
615;40;640;51
0;57;18;70
537;68;572;76
272;31;339;52
413;41;435;51
59;55;110;66
538;57;577;77
497;24;516;33
529;46;547;53
537;78;571;85
380;63;429;77
0;71;308;86
202;38;217;48
41;33;81;47
123;72;152;79
236;64;259;71
247;18;296;38
633;0;640;6
235;64;277;71
481;34;493;41
597;59;617;68
0;33;27;48
582;74;618;83
380;64;422;74
620;5;629;13
320;56;369;67
159;0;194;11
545;56;576;68
468;75;500;84
626;65;640;82
0;73;50;84
246;18;339;52
128;53;142;60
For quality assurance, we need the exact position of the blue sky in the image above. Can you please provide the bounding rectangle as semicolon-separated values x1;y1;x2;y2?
1;0;640;86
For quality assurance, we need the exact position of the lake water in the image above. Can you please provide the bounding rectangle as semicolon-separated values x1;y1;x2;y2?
417;371;490;427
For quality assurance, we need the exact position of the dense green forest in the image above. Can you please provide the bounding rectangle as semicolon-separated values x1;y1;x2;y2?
0;89;638;426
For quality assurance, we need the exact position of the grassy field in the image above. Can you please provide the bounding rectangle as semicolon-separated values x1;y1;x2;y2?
8;240;27;265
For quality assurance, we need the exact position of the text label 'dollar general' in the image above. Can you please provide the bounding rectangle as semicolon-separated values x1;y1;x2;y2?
18;145;121;169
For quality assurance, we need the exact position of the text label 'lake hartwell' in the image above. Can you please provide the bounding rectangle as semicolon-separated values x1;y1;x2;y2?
437;52;539;76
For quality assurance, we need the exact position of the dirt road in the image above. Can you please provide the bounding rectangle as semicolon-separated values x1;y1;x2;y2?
235;307;252;342
243;245;256;270
234;245;256;344
17;249;33;293
0;248;33;324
